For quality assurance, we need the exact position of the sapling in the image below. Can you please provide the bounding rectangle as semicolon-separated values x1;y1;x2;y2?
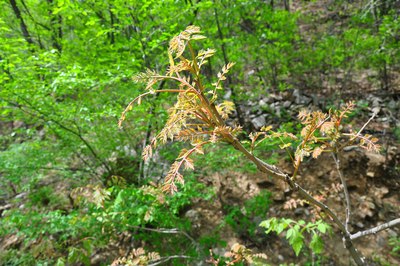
119;26;399;265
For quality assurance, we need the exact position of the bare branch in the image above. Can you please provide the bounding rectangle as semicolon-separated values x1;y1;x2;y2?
128;226;199;250
148;255;194;266
332;153;351;232
354;111;377;138
351;218;400;240
226;133;365;265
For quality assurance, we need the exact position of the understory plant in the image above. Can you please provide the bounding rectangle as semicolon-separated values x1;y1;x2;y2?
119;26;400;265
0;175;210;265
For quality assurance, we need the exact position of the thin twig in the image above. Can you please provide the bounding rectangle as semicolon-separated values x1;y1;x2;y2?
4;95;113;175
354;111;378;138
128;226;199;250
350;218;400;240
148;255;194;266
332;153;351;233
341;110;379;152
227;134;365;265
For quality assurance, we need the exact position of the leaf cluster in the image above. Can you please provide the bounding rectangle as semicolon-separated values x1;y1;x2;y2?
208;242;267;266
120;26;241;194
111;248;161;266
260;218;331;256
0;176;211;264
248;101;381;179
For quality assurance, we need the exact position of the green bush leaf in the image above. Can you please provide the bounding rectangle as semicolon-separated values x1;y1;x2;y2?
286;228;294;239
310;233;324;254
292;234;304;256
317;222;327;234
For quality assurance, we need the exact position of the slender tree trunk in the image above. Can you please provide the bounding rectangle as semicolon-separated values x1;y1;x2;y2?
20;0;57;51
9;0;34;45
271;64;278;92
138;80;166;180
47;0;63;52
380;61;390;90
187;0;200;25
128;12;161;181
19;0;45;49
0;56;13;80
109;6;115;45
212;1;245;127
57;14;62;40
283;0;290;12
370;1;391;91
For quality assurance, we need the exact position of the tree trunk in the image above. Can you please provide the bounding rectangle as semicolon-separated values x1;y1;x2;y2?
109;6;115;45
283;0;290;12
47;0;63;52
213;2;245;127
9;0;34;45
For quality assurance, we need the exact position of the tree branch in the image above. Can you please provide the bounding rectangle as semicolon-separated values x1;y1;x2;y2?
47;0;63;52
332;153;351;232
351;218;400;240
138;80;166;180
9;0;34;45
148;255;194;266
3;166;91;173
20;0;51;32
226;133;365;265
212;0;245;127
128;225;199;251
3;96;113;176
355;111;378;138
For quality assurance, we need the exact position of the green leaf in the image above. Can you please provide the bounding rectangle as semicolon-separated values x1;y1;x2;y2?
68;248;79;263
317;222;327;234
298;220;306;226
191;35;207;40
286;228;294;239
279;143;291;149
310;233;324;254
260;218;276;233
55;258;66;266
276;222;285;234
292;234;304;256
283;218;294;226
